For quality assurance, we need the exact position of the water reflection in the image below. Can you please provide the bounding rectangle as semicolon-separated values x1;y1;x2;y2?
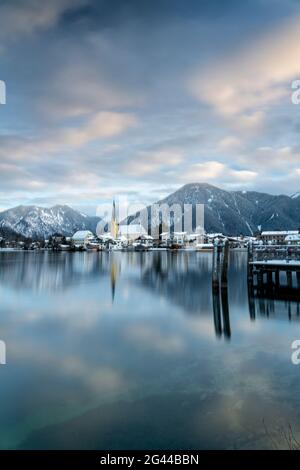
0;251;300;449
248;280;300;322
0;251;110;292
0;250;298;325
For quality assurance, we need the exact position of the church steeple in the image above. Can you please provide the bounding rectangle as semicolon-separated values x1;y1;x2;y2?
111;199;118;239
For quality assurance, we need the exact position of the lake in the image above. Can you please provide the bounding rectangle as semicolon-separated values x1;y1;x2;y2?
0;250;299;449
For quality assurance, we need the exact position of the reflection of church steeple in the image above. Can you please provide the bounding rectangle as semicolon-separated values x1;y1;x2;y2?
110;258;118;303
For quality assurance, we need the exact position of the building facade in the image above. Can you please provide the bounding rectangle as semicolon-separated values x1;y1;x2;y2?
260;230;299;244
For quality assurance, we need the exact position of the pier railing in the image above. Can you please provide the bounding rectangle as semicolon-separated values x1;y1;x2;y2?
249;245;300;263
247;243;300;295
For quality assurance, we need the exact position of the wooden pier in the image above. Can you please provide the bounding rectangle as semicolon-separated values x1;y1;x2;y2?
211;242;300;329
247;244;300;320
212;239;231;339
248;244;300;289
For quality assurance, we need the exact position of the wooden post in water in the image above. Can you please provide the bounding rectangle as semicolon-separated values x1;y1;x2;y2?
221;284;231;339
212;239;222;337
247;240;256;320
248;281;256;320
257;269;263;286
267;270;273;287
212;288;222;337
287;270;292;289
297;272;300;289
221;239;229;289
212;239;220;287
275;270;280;288
212;238;232;339
247;241;253;283
220;239;230;339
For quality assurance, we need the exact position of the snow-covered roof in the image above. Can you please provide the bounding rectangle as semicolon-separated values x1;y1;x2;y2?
72;230;94;240
262;231;298;236
161;231;187;237
285;234;300;241
138;234;153;240
99;233;114;240
117;236;127;242
206;233;225;238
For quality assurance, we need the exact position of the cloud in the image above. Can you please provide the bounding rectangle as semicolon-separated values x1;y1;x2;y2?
0;0;88;40
0;111;136;160
0;111;136;196
62;112;136;147
124;149;183;176
182;161;257;185
188;14;300;116
37;56;144;120
218;136;242;151
124;324;185;354
1;0;300;208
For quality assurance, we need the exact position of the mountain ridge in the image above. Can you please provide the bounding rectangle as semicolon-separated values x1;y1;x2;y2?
127;183;300;235
0;204;101;240
1;183;300;239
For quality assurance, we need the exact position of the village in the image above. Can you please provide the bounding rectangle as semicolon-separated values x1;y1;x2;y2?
1;225;300;253
1;199;300;253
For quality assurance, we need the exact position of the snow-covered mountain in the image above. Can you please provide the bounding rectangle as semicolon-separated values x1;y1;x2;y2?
127;183;300;235
2;184;300;240
0;205;100;240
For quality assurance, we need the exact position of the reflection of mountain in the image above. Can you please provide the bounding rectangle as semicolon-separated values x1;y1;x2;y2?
139;251;248;318
3;250;297;325
140;252;213;315
0;252;110;292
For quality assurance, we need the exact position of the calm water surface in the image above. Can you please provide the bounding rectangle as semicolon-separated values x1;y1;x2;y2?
0;250;299;449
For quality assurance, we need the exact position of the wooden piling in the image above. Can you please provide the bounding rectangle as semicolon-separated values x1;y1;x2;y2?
287;271;293;288
247;241;253;282
212;288;222;337
221;286;231;339
212;238;231;339
247;280;256;320
267;270;273;286
297;272;300;289
275;270;280;287
221;239;229;289
212;239;220;289
212;239;222;338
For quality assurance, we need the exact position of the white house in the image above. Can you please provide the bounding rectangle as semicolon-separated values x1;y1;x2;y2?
261;230;298;244
72;230;95;247
285;233;300;245
133;234;154;248
118;224;147;241
161;231;187;245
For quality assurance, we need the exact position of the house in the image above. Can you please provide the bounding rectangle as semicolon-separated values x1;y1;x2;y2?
285;233;300;245
52;235;65;244
173;232;187;245
161;231;187;245
118;224;147;241
134;234;154;248
260;230;299;244
72;230;95;247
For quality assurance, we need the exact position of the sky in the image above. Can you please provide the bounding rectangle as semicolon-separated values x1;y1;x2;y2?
1;0;300;214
